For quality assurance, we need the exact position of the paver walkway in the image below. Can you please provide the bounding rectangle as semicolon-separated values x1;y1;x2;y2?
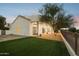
0;34;26;42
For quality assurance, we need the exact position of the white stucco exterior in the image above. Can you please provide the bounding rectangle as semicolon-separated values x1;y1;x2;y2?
5;15;54;36
31;21;53;36
0;30;1;35
9;16;31;36
38;22;53;35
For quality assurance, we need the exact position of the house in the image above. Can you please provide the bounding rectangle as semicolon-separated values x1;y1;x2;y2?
0;23;10;35
73;16;79;29
8;15;54;36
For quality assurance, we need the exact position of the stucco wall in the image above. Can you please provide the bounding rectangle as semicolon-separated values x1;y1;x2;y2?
9;16;31;36
3;15;54;36
30;22;54;36
30;22;37;36
38;22;54;35
0;30;1;35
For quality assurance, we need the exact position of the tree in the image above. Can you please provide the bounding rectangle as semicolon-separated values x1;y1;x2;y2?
0;16;6;35
69;27;76;32
39;3;63;32
39;3;73;32
0;16;6;29
55;12;73;32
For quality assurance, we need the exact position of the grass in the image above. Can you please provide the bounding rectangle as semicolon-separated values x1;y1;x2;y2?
0;37;69;56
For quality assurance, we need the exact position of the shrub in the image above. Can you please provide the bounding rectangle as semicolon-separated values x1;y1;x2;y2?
69;27;76;32
76;30;79;33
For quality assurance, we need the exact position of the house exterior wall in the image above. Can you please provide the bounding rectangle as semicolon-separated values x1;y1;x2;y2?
0;30;10;35
9;16;31;36
6;30;11;35
31;21;54;36
3;16;54;36
72;17;79;29
30;21;38;36
38;22;54;35
0;30;1;35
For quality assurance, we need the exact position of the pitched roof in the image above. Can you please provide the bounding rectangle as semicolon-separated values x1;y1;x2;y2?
11;15;31;24
25;15;40;21
18;15;31;21
11;15;40;25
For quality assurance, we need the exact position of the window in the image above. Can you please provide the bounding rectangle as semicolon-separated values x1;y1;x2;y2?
33;27;37;35
42;28;45;33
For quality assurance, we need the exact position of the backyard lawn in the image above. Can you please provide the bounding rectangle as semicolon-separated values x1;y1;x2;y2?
0;37;69;56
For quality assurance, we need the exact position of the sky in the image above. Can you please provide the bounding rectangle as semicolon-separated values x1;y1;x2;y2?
0;3;79;23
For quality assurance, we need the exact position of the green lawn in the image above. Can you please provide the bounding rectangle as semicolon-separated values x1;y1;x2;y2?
0;37;69;56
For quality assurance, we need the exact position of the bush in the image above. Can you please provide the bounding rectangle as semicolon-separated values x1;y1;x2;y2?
69;27;76;32
76;30;79;33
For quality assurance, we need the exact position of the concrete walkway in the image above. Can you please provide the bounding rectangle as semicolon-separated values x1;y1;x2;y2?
0;34;26;42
